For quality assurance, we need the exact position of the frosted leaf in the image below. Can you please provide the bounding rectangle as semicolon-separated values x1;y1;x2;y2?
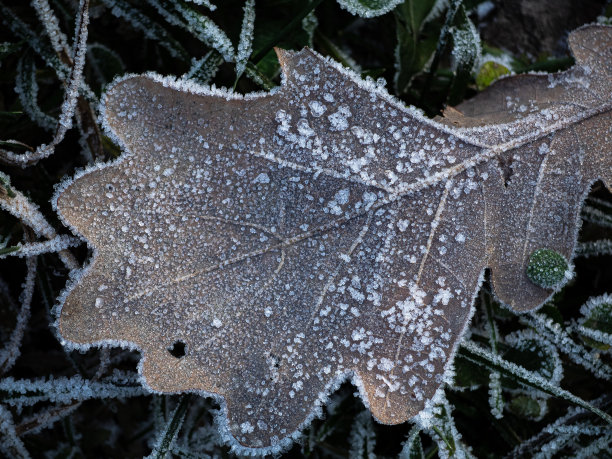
415;394;473;459
573;432;612;458
393;0;440;95
509;401;611;458
183;51;224;84
0;235;80;260
398;424;424;459
301;11;318;47
440;24;612;312
54;26;612;452
145;397;189;459
0;374;146;407
461;341;612;425
0;2;68;81
503;329;563;392
488;371;504;419
0;183;79;270
87;43;126;87
582;203;612;228
522;312;612;379
450;15;481;74
16;403;82;439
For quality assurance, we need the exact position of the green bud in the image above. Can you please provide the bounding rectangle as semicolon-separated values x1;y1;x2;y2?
526;248;570;289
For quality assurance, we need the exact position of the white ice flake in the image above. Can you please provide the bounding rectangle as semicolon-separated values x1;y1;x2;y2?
253;172;270;184
240;421;254;434
328;105;352;131
308;100;326;117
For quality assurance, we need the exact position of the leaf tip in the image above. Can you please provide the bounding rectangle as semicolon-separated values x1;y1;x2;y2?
274;47;294;69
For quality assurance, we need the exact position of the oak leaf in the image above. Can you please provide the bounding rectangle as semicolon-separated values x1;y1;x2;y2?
54;25;612;452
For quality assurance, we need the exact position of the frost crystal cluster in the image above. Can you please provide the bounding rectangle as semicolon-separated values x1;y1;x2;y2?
54;26;612;452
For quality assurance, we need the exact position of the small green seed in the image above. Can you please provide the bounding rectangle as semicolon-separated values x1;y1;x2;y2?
526;248;569;288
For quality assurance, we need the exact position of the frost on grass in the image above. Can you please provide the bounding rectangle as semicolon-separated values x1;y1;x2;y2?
15;55;57;132
336;0;405;18
0;256;36;374
235;0;255;79
0;405;30;459
508;399;612;458
576;294;612;351
146;0;235;62
0;373;146;407
348;410;376;459
54;26;612;451
0;0;90;167
101;0;189;61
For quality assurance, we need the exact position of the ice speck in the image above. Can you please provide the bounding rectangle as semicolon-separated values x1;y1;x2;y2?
328;105;351;131
253;173;270;184
335;188;350;205
398;220;409;232
240;421;254;434
308;100;326;117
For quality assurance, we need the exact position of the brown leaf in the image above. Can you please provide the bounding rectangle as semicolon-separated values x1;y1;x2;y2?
54;25;611;452
439;24;612;311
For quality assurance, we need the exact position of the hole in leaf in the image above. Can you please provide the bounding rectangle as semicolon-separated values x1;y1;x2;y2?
497;154;514;187
168;340;186;358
